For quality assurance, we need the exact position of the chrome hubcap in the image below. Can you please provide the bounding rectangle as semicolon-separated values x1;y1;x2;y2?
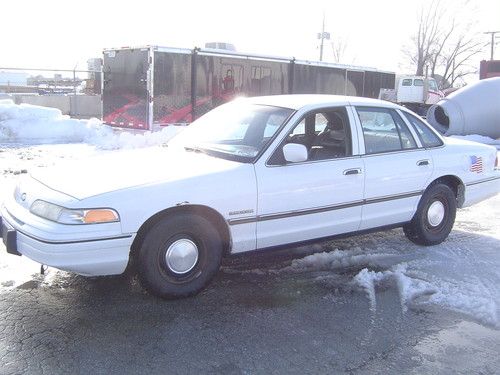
165;239;199;274
427;201;445;227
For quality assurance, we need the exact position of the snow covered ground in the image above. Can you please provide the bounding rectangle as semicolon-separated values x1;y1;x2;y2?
0;101;499;331
222;195;500;328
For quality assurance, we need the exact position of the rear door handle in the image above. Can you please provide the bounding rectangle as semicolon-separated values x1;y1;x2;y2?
417;159;430;166
343;168;362;175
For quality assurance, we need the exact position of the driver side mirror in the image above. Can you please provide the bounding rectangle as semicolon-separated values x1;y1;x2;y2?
283;143;308;163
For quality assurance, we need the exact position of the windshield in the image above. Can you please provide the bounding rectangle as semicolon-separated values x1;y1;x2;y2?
169;101;294;162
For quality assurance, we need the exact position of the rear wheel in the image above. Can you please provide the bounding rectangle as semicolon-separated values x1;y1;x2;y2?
403;183;456;246
137;213;223;299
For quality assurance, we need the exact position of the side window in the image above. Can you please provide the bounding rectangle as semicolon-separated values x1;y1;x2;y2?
357;107;417;154
402;111;444;148
268;108;352;165
402;79;413;86
309;111;351;160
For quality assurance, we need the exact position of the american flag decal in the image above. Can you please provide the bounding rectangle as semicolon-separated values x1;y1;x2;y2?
469;155;483;173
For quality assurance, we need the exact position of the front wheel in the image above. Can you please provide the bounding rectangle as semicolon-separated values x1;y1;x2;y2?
137;213;223;299
403;183;457;246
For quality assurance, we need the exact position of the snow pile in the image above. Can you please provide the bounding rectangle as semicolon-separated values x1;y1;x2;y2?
0;99;110;143
0;100;182;149
353;265;498;327
92;126;181;150
288;248;412;272
280;232;500;327
353;265;436;312
290;243;498;327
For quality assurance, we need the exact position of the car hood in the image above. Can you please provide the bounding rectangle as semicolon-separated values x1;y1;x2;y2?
30;147;243;200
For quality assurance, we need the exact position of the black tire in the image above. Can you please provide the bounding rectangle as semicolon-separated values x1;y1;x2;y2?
403;183;456;246
137;213;223;299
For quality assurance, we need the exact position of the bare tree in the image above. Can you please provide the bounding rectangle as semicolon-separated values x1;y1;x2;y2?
403;0;443;76
434;33;483;88
330;38;348;64
403;0;482;88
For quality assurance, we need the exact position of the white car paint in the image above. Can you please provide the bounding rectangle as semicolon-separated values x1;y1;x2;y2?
1;95;499;276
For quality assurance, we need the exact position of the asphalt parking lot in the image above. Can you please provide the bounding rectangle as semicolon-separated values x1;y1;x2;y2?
1;225;499;375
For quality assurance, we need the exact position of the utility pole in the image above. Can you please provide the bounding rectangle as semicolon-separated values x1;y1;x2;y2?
317;12;330;62
484;31;500;60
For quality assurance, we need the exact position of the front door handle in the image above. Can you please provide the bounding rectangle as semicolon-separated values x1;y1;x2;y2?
343;168;362;175
417;159;430;166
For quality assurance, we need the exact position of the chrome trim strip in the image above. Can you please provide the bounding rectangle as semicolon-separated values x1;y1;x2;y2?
465;176;500;187
364;191;422;205
257;199;364;222
226;217;258;225
228;191;423;225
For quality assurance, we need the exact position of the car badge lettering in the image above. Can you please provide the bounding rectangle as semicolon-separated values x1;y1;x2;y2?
229;209;254;216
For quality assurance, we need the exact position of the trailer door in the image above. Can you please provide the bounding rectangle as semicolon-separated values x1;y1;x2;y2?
103;48;150;129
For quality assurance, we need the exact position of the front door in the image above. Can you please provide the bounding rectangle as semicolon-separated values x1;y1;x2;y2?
255;107;364;249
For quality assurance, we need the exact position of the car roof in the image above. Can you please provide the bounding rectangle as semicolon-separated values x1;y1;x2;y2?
245;94;401;111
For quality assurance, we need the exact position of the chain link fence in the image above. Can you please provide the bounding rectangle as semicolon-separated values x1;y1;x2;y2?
0;66;102;118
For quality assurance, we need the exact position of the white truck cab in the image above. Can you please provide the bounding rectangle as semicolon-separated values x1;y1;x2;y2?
379;75;444;116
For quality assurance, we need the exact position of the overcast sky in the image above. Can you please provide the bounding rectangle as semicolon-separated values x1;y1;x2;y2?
1;0;498;77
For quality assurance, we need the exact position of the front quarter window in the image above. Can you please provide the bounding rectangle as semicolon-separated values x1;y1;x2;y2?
169;102;293;162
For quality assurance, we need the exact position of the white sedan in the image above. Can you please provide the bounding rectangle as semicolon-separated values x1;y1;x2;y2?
1;95;499;298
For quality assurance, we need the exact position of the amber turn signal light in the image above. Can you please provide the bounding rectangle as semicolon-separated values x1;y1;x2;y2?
83;209;119;224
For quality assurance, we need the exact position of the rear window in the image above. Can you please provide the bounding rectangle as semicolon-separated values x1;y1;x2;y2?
402;111;443;148
402;79;412;86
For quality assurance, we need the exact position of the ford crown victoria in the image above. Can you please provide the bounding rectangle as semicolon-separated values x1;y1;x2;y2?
1;95;499;298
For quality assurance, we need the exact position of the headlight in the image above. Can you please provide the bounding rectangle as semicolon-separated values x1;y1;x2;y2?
30;200;119;224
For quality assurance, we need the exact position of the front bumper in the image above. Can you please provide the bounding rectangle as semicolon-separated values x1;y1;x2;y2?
1;208;135;277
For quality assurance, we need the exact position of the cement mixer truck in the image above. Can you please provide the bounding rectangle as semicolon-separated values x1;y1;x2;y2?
426;77;500;139
379;75;444;116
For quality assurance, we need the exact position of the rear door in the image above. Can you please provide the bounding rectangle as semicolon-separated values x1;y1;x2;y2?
102;48;150;129
354;106;433;230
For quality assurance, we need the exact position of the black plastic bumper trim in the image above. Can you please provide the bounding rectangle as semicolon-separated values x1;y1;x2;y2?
18;230;133;245
1;217;21;256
